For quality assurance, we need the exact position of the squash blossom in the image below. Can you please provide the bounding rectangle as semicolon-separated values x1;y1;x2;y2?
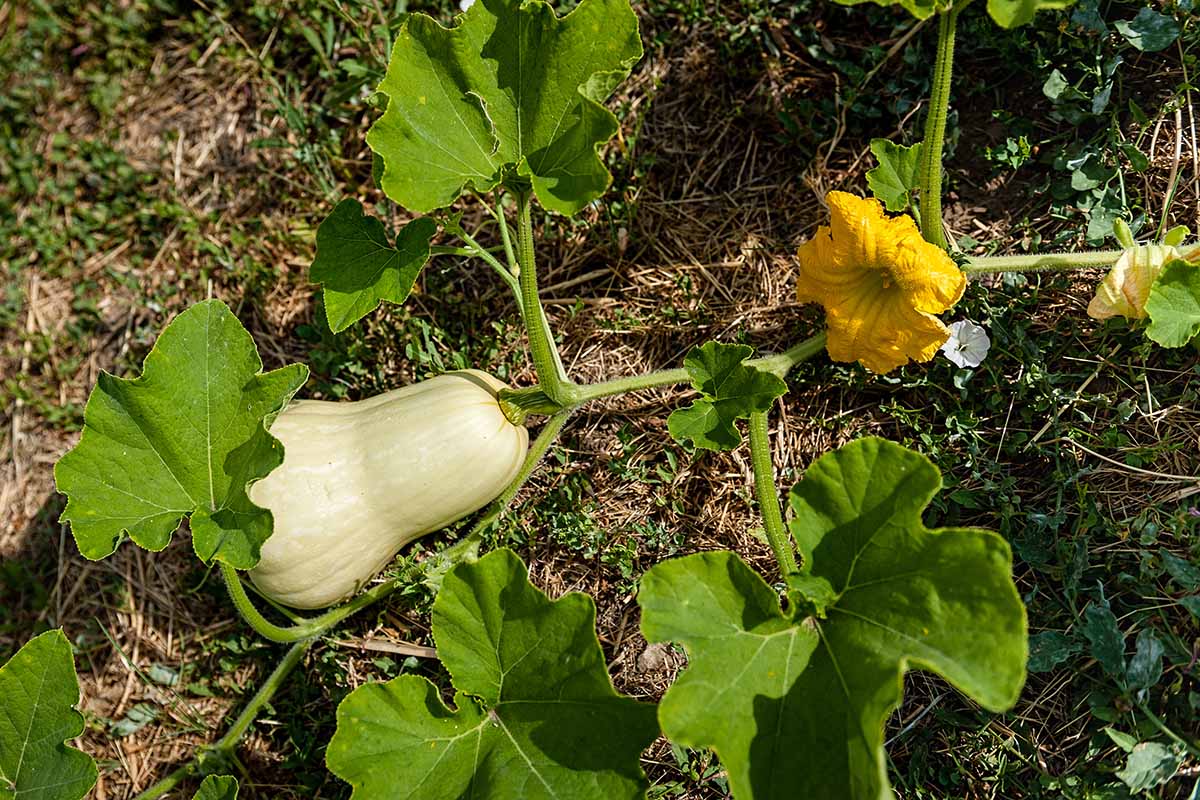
796;192;966;374
1087;244;1180;321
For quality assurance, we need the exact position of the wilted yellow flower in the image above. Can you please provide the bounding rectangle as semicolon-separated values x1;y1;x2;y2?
1087;245;1179;321
796;192;966;374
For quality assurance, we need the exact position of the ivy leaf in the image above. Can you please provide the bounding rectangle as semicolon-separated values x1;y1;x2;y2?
987;0;1075;28
192;776;239;800
54;300;308;568
639;438;1026;800
1115;8;1181;52
865;139;922;213
326;549;658;799
1145;260;1200;347
667;342;787;451
0;630;97;800
368;0;643;216
310;199;438;333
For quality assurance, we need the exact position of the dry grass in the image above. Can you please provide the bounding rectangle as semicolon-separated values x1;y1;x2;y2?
3;2;1199;798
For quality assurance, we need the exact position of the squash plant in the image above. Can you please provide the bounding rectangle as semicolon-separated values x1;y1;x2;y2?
6;0;1199;798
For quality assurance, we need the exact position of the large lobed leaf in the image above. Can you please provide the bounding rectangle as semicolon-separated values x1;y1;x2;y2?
55;300;308;568
987;0;1075;28
327;549;658;799
367;0;642;216
1144;259;1200;348
310;199;438;333
831;0;1073;28
0;631;97;800
667;342;787;451
865;139;922;213
639;437;1027;800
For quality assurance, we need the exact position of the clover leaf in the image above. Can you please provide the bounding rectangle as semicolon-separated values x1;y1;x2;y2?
368;0;643;216
193;776;239;800
866;139;923;213
667;342;787;451
639;437;1027;800
310;199;437;333
1;630;97;800
327;548;658;799
1145;259;1200;347
55;300;308;568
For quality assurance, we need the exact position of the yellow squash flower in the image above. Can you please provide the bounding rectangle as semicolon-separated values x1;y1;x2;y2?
796;192;966;374
1087;244;1179;321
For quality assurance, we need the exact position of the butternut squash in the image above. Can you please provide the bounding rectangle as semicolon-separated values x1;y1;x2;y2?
248;370;528;608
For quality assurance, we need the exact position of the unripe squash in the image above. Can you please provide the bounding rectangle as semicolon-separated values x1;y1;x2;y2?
248;370;528;608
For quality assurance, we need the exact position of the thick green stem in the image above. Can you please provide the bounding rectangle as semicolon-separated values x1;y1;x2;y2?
220;563;409;643
211;638;312;751
515;192;573;403
502;333;827;410
132;639;312;800
918;2;967;249
964;242;1200;275
963;249;1124;275
747;409;798;578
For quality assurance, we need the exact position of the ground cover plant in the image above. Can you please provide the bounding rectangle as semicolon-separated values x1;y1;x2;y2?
2;0;1199;797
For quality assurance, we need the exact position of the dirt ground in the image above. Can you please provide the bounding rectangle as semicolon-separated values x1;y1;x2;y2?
3;1;1199;797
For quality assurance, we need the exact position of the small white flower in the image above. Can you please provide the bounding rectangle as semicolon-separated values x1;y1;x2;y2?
940;320;990;368
459;0;475;11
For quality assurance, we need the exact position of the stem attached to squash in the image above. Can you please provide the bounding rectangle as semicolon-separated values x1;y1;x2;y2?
747;409;799;578
962;249;1125;274
131;638;314;800
515;191;575;404
964;242;1200;275
499;332;828;412
918;0;969;249
219;562;413;644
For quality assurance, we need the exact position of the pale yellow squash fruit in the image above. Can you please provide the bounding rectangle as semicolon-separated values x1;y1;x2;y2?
248;370;528;608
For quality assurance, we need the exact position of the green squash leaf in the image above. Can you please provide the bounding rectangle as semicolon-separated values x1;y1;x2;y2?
54;300;308;568
1144;259;1200;347
833;0;1071;27
326;549;658;799
987;0;1075;29
865;139;922;213
667;342;787;451
0;631;97;800
192;776;239;800
829;0;943;21
639;437;1027;800
368;0;642;215
310;199;438;333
